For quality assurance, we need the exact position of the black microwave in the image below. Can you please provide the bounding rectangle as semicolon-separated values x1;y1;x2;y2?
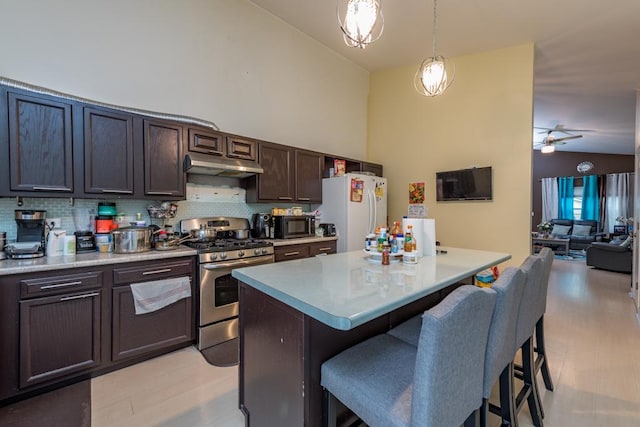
273;215;315;239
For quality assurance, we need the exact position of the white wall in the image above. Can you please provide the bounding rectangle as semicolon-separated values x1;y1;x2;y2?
0;0;368;158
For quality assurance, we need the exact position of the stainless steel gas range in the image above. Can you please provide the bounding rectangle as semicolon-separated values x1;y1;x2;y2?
179;217;274;350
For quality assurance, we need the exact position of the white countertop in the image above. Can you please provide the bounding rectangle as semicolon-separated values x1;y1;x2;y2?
268;236;338;246
0;246;198;276
232;247;510;331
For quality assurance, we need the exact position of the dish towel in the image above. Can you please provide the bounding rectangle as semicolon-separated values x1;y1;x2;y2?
130;276;191;315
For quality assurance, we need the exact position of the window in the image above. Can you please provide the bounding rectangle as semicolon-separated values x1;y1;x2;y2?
572;186;583;220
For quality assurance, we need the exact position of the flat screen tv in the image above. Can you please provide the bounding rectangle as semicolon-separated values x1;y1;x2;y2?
436;166;493;201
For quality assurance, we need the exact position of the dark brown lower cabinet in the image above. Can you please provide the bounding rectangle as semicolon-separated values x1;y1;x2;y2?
19;290;101;388
274;240;337;262
111;285;193;362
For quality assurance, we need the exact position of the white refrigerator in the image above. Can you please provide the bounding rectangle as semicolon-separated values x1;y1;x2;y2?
320;173;387;253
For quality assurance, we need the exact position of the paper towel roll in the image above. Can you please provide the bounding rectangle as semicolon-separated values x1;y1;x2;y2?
422;218;436;257
402;218;424;257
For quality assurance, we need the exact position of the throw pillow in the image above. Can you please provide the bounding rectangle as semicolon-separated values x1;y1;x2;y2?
620;236;633;248
571;224;592;237
551;224;571;236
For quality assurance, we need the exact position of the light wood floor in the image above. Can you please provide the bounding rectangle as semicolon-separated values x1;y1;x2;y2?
91;259;640;426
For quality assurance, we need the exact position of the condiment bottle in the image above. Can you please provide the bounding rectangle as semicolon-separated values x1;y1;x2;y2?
390;221;402;238
377;227;387;252
403;225;418;264
382;242;390;265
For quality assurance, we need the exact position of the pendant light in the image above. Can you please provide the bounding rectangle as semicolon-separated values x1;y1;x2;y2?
337;0;384;49
414;0;454;96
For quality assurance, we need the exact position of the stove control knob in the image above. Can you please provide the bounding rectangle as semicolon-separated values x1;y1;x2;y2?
238;250;245;257
261;248;269;255
210;253;217;261
220;252;228;260
254;248;261;256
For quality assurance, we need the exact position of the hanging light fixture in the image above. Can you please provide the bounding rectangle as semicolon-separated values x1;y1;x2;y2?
414;0;454;96
337;0;384;49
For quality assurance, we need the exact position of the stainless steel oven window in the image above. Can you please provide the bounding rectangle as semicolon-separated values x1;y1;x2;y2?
214;273;238;307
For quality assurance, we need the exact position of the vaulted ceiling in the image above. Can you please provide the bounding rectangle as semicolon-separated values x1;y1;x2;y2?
250;0;640;155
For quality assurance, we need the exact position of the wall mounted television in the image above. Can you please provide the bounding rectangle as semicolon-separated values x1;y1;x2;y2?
436;166;493;201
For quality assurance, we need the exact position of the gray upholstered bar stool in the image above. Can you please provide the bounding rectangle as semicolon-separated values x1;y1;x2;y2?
513;255;545;427
534;247;555;392
514;248;555;418
321;285;497;427
387;268;527;427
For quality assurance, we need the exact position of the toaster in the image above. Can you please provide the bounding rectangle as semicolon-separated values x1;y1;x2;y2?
319;223;336;237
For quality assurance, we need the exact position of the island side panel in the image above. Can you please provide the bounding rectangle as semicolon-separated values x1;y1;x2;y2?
239;282;304;427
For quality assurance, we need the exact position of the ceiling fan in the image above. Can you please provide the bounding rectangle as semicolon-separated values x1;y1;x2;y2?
533;124;591;153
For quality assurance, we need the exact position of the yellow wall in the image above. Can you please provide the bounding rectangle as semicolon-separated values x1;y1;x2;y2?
368;44;535;265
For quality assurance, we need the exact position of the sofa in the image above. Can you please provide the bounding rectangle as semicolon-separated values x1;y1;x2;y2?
550;219;601;251
586;237;632;273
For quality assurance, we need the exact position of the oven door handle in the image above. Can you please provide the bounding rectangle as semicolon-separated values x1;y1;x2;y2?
202;257;273;270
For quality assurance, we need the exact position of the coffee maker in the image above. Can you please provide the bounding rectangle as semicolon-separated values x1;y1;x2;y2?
6;210;47;259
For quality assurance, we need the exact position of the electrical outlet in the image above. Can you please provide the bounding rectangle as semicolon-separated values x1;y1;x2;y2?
48;218;62;229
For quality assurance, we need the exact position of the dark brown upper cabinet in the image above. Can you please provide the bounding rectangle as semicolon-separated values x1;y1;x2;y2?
227;135;257;160
188;127;225;156
143;120;185;199
7;91;74;194
246;141;295;202
84;107;135;195
295;149;323;203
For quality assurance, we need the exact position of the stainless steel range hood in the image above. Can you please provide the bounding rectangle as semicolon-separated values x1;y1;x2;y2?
184;152;263;178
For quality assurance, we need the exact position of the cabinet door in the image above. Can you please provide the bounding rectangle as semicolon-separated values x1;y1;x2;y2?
8;92;73;193
20;291;101;388
84;107;135;195
227;135;257;160
188;127;225;156
144;120;185;198
257;142;294;202
361;162;383;177
295;149;323;203
111;284;193;361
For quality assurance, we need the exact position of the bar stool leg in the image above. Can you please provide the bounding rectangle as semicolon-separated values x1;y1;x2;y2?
499;362;518;427
535;316;554;391
522;338;544;427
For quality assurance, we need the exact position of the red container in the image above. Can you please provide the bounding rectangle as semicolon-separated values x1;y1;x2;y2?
95;216;116;234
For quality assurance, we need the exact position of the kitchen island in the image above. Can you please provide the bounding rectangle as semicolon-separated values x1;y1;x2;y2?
232;247;510;426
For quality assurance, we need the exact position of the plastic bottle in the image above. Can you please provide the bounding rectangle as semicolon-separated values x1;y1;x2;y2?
403;225;418;264
377;227;387;252
382;242;390;265
390;221;402;238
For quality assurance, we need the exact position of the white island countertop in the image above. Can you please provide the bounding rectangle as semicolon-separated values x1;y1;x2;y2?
232;246;510;330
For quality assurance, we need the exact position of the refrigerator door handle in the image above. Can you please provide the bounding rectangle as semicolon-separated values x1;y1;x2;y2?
369;188;377;234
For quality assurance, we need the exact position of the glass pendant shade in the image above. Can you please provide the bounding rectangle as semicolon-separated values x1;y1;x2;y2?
337;0;384;49
415;0;454;97
541;144;555;154
414;56;454;97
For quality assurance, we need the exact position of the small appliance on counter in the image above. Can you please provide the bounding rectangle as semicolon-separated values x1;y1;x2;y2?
0;231;6;260
72;207;96;252
6;210;47;259
272;215;315;239
251;213;272;239
318;223;337;237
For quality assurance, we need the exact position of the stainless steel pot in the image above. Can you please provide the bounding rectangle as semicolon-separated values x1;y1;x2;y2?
112;227;152;253
190;226;217;241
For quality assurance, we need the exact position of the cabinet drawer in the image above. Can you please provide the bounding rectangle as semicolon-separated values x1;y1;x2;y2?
274;244;310;262
309;241;337;257
20;271;103;298
112;258;194;285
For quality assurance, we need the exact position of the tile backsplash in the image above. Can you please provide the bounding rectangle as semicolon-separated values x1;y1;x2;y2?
0;182;316;241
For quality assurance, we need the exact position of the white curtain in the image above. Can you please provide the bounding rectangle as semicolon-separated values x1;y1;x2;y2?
605;172;633;233
541;177;558;222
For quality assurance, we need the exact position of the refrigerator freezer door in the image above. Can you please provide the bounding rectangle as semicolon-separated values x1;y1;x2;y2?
321;174;387;253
